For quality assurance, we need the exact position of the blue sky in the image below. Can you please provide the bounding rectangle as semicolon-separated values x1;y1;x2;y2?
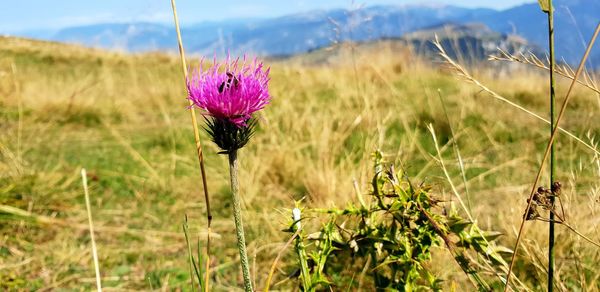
1;0;532;32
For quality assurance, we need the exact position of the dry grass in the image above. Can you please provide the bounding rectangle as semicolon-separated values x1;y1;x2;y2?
1;36;600;290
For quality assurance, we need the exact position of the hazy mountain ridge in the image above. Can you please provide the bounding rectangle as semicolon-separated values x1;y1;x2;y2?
471;0;600;65
400;23;541;61
23;1;600;65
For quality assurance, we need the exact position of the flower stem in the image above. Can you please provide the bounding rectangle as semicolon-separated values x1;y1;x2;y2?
228;150;253;291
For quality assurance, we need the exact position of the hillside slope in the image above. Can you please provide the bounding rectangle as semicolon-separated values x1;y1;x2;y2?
1;36;600;290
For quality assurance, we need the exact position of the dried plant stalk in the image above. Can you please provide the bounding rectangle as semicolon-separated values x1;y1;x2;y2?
490;49;600;94
433;36;600;157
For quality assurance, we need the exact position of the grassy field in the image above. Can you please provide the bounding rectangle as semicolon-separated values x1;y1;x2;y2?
1;36;600;290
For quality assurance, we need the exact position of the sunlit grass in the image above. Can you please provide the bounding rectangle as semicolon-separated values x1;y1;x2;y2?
1;36;599;290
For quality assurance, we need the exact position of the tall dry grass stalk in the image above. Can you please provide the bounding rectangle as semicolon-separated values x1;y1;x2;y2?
169;0;212;290
81;168;102;292
504;23;600;291
489;50;600;95
433;36;600;157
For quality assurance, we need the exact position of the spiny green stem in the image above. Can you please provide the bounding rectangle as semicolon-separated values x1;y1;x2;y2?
292;208;312;291
547;0;556;291
228;150;253;292
416;203;490;291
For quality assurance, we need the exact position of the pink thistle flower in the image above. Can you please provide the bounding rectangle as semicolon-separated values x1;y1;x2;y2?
187;56;271;127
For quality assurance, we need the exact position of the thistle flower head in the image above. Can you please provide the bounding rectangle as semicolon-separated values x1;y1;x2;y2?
187;55;271;127
187;56;271;153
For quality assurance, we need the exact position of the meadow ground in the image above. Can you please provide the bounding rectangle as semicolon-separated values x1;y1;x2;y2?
1;36;599;290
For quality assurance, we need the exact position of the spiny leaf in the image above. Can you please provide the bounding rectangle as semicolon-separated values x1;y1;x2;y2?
476;231;504;242
447;217;472;234
492;245;514;255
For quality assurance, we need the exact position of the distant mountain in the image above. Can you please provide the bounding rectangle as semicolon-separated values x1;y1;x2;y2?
285;22;541;66
49;5;497;56
195;5;497;57
53;23;172;52
400;23;542;62
472;0;600;66
36;1;600;65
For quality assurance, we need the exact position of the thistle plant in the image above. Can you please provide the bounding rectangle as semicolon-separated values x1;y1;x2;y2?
285;151;509;291
187;56;271;292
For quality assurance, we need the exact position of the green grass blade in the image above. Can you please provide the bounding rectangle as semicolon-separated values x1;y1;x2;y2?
183;216;198;292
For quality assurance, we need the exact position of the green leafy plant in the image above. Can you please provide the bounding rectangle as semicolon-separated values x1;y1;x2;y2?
286;151;510;291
